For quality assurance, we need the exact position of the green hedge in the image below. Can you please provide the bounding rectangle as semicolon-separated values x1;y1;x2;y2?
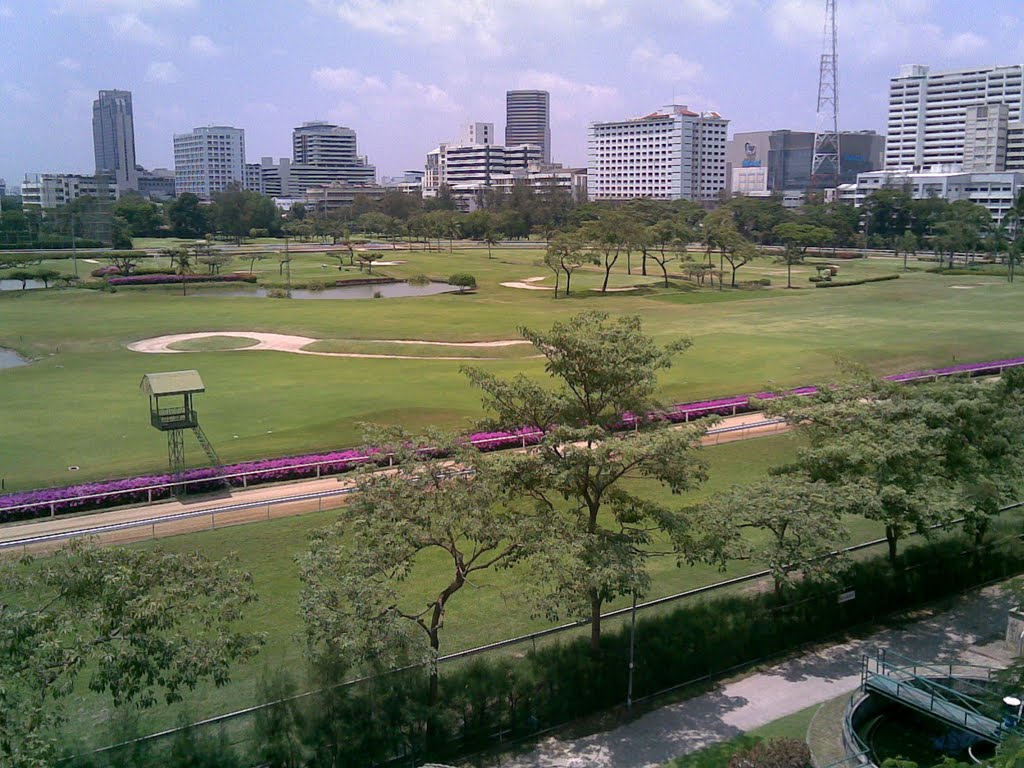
230;530;1024;766
815;274;900;288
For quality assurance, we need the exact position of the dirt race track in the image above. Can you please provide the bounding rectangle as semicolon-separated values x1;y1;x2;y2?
0;414;790;556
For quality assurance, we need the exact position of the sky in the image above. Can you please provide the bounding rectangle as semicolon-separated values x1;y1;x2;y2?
1;0;1023;188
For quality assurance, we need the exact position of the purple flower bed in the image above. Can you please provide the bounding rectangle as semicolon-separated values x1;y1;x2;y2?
3;357;1022;523
107;273;258;286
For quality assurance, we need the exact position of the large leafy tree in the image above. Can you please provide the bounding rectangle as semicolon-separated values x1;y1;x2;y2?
299;430;538;706
764;375;959;567
0;544;263;766
702;476;848;600
463;312;711;652
772;222;835;288
166;192;210;239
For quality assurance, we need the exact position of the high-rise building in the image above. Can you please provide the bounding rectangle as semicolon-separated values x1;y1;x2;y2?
884;64;1024;171
587;105;728;202
93;89;138;191
726;130;884;195
173;126;246;199
506;90;551;164
21;173;119;211
291;121;375;182
423;142;542;191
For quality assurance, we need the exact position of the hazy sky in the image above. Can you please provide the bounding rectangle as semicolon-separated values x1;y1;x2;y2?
1;0;1022;187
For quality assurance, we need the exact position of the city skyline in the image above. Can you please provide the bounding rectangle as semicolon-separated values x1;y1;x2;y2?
1;1;1023;187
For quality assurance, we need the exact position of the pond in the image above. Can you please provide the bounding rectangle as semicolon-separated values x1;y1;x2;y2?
0;348;29;369
0;279;46;291
191;281;459;300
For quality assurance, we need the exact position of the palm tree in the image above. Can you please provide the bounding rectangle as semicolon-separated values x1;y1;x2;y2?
483;226;499;260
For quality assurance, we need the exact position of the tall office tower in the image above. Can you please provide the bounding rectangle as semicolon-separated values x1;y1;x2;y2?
587;105;728;202
884;64;1024;170
173;126;246;199
93;89;139;190
506;90;551;164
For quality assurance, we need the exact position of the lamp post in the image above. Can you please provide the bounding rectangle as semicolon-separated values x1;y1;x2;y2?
285;236;292;298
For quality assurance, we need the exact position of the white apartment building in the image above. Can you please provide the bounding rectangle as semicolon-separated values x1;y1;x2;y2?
490;164;588;201
423;142;542;191
837;168;1024;225
587;105;728;202
885;64;1024;171
21;173;119;211
173;126;246;199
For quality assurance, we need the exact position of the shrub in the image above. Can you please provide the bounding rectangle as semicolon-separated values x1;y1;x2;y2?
91;266;121;278
729;738;812;768
266;288;290;299
372;290;383;298
407;274;432;286
306;280;326;293
106;273;257;286
815;274;900;288
448;273;477;291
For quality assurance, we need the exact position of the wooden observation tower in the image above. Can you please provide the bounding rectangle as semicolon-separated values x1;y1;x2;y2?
141;370;224;495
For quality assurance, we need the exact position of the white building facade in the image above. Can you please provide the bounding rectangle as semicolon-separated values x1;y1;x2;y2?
885;64;1024;171
423;142;542;191
173;126;246;199
838;168;1024;225
587;105;728;202
21;173;119;211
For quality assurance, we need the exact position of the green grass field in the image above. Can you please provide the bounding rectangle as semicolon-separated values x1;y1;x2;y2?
1;246;1020;492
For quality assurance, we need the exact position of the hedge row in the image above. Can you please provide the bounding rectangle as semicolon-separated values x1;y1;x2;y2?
107;273;258;286
815;273;900;288
236;531;1024;766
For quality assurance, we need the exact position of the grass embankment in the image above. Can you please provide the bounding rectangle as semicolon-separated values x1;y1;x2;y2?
1;247;1020;491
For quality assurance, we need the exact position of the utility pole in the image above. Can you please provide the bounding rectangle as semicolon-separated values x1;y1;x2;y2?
811;0;840;191
71;216;78;277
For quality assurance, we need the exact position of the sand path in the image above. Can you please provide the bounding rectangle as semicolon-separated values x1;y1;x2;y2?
127;332;530;361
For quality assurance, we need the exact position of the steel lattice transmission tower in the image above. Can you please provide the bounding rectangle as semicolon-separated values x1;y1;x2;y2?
811;0;840;189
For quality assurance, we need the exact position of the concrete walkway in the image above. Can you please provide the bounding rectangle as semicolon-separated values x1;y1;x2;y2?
488;584;1017;767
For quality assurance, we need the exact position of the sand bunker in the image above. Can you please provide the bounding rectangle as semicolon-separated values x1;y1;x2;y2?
501;276;553;290
128;332;530;361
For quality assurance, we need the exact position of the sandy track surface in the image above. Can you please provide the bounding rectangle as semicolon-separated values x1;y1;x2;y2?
0;414;790;554
127;332;529;360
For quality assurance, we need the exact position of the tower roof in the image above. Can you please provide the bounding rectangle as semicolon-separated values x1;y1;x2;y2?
140;370;205;396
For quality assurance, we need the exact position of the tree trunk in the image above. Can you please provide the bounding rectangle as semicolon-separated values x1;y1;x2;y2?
602;265;611;292
662;263;669;287
885;525;899;567
626;251;632;275
642;252;648;275
787;259;792;289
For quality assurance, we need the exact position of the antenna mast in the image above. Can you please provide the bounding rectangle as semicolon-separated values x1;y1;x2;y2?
811;0;840;190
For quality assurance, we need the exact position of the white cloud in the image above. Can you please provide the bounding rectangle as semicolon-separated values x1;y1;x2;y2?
58;58;82;71
59;0;197;11
766;0;986;62
188;34;223;56
513;69;620;121
312;65;459;113
630;40;703;83
146;61;180;83
672;0;741;23
108;12;166;45
0;5;13;18
309;0;642;55
2;82;36;104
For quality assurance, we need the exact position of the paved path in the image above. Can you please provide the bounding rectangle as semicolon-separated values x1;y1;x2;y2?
488;584;1016;768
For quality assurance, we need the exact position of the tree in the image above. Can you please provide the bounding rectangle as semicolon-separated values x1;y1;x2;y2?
0;543;263;766
247;252;269;273
545;232;585;296
299;431;537;706
212;185;280;244
772;223;835;289
722;238;759;287
3;269;37;290
648;220;681;286
198;252;233;275
356;251;383;274
112;193;162;238
764;374;959;567
448;272;476;292
704;477;847;600
105;250;144;275
463;313;712;652
921;371;1024;548
897;230;918;272
166;192;209;239
581;215;627;293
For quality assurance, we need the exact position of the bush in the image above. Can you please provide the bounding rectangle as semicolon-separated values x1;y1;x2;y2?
266;288;289;299
91;266;121;278
448;273;477;291
407;274;432;286
106;273;257;286
729;738;812;768
815;274;900;288
306;280;326;293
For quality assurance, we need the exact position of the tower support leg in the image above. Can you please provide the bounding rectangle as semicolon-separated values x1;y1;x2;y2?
168;429;186;497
